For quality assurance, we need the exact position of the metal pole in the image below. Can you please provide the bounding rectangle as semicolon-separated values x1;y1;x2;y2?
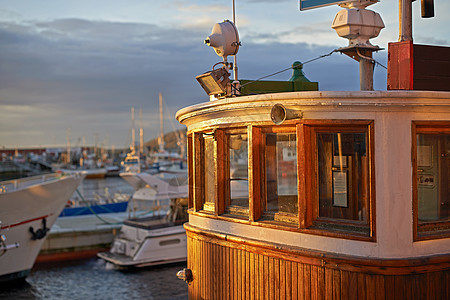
131;107;135;154
358;49;374;91
232;0;238;81
360;58;374;91
399;0;413;41
159;92;164;152
139;108;144;156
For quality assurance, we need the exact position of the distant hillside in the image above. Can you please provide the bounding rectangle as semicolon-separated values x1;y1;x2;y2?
145;128;187;152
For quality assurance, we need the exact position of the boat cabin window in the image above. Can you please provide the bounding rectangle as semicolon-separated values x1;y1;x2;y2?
413;122;450;240
188;121;375;240
317;132;368;222
263;129;298;223
302;121;374;238
226;131;249;216
203;134;216;211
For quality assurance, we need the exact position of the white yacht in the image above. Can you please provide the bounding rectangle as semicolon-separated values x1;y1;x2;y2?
97;172;188;268
0;173;84;282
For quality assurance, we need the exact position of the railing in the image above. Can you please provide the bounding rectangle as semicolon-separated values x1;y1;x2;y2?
0;173;62;193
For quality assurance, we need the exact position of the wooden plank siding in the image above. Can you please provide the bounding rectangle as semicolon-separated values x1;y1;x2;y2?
186;233;449;300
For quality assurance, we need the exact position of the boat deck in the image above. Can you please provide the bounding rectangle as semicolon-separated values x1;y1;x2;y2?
124;215;186;230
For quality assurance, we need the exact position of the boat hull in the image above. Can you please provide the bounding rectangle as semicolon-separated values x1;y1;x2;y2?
185;224;450;299
97;217;187;268
0;174;84;282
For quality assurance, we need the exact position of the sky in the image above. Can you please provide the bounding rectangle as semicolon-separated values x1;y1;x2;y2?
0;0;448;149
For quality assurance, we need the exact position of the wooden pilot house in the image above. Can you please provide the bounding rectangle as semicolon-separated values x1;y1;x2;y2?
176;0;450;298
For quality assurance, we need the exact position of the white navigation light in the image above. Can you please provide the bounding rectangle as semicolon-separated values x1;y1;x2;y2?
332;7;384;47
204;20;240;61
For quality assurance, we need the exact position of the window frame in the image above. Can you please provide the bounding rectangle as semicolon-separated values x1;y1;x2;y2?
188;120;376;241
299;120;376;241
412;121;450;241
192;130;217;214
187;133;194;209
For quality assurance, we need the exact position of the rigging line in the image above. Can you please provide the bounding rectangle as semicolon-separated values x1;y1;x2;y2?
240;66;293;87
240;49;338;88
374;60;387;70
356;48;387;70
302;49;339;65
75;189;122;225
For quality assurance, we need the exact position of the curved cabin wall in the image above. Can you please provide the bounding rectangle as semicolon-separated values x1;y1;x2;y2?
185;224;448;299
176;91;450;299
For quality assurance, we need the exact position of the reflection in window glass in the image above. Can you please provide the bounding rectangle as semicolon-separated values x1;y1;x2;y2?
228;133;249;212
317;132;368;222
417;133;450;223
203;135;215;211
265;133;298;217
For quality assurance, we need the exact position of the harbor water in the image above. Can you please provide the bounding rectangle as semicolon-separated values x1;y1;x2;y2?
0;259;188;299
0;177;188;299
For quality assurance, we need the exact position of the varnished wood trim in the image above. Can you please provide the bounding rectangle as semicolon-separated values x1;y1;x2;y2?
412;122;419;242
261;125;297;133
297;123;307;228
215;129;226;215
249;125;263;221
185;223;450;275
368;121;376;239
301;119;374;127
188;210;375;242
192;132;204;211
187;133;193;209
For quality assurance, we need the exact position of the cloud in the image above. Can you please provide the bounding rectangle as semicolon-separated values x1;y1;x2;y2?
0;17;387;148
0;18;214;147
242;21;337;45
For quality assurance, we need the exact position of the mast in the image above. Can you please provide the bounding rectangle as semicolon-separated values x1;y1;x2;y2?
139;108;144;156
159;92;165;152
66;128;71;164
131;107;135;154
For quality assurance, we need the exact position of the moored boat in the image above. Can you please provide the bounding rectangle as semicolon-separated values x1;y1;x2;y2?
37;211;129;264
0;173;84;282
37;186;131;263
59;201;129;217
97;172;188;268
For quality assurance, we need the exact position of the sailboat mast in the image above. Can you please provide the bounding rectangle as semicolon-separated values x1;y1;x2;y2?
66;128;71;164
139;108;144;156
131;107;135;154
159;92;165;152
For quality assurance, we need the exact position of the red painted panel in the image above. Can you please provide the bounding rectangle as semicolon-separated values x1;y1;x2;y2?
387;41;413;90
388;42;450;91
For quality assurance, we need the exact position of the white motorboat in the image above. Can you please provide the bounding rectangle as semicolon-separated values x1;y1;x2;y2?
0;173;84;282
97;172;188;268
